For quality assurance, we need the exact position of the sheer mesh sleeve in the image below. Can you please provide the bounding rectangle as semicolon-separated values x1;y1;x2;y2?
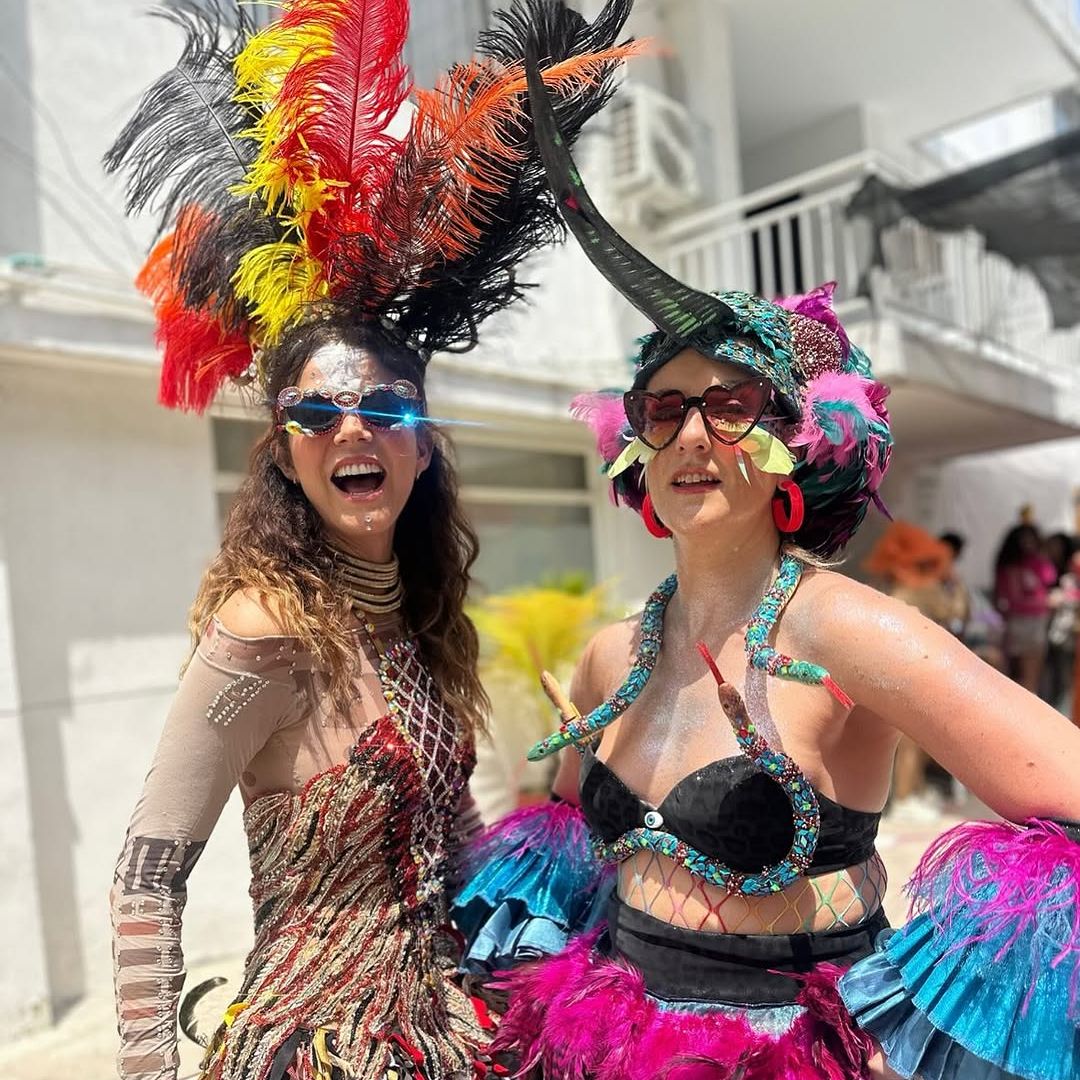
110;620;304;1080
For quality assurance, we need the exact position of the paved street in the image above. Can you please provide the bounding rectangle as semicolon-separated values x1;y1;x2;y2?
0;795;977;1080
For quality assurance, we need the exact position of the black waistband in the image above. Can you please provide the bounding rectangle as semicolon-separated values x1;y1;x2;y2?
602;893;889;1006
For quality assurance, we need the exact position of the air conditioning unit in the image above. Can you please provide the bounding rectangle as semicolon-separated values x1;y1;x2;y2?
609;83;703;216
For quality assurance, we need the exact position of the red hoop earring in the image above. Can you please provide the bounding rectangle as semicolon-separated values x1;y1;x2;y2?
641;493;672;539
771;478;805;534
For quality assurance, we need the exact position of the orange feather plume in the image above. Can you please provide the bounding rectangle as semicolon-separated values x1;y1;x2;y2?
354;41;647;308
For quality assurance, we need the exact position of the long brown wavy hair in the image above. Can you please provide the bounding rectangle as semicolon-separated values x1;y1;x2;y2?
190;318;489;734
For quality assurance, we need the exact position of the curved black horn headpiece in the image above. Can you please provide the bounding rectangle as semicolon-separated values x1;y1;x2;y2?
524;48;736;344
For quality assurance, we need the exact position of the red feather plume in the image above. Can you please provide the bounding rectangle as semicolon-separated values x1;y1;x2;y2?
137;206;253;412
244;0;411;260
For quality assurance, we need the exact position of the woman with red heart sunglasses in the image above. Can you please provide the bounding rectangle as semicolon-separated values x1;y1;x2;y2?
452;53;1080;1080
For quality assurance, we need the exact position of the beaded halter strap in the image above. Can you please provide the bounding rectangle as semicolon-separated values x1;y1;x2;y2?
527;554;853;896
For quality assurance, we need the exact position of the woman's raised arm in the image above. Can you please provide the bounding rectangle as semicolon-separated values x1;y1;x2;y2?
818;576;1080;822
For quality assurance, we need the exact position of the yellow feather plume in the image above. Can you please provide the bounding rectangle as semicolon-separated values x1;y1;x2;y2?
233;240;326;343
233;19;338;216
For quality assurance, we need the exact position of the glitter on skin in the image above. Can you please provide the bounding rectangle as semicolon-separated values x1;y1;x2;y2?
569;355;1080;951
305;341;375;393
743;667;784;750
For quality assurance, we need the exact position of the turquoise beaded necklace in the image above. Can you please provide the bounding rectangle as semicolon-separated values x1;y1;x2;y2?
527;553;851;896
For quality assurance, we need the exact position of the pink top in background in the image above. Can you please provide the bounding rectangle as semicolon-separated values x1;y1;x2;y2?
994;554;1057;617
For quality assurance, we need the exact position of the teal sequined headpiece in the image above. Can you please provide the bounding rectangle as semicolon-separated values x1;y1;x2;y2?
525;53;893;557
631;289;800;409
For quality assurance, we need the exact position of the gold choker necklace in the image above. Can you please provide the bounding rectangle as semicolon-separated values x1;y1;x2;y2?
332;547;404;616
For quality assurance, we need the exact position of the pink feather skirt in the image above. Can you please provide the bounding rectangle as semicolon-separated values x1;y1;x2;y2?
489;927;876;1080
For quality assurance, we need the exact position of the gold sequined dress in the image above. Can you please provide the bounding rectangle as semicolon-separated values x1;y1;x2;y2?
110;617;485;1080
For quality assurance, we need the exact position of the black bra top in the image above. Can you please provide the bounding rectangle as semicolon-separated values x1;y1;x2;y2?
580;745;880;875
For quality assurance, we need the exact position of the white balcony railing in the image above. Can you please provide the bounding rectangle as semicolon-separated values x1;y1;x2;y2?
870;219;1080;389
656;152;882;309
654;153;1080;397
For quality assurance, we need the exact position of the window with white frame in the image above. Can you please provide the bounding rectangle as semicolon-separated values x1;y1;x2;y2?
453;438;595;596
211;416;262;528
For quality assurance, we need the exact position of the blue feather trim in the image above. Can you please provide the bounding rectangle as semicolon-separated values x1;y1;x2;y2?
452;801;613;973
840;819;1080;1080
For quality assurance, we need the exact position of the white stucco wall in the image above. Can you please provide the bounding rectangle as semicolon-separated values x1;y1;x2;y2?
0;362;252;1026
0;529;51;1037
15;0;187;273
741;105;870;193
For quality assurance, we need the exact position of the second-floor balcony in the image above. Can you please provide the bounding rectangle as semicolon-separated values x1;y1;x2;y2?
645;150;1080;461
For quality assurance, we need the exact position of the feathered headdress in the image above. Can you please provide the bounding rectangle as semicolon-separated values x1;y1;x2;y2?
107;0;644;411
524;56;892;557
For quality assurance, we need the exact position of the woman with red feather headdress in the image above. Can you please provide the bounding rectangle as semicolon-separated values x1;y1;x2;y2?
104;3;641;1079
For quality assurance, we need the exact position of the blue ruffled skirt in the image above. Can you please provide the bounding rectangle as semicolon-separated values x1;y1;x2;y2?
841;820;1080;1080
454;810;1080;1080
452;800;613;973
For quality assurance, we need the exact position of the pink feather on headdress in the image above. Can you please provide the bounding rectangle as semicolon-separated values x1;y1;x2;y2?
789;370;890;487
570;391;631;464
775;281;850;359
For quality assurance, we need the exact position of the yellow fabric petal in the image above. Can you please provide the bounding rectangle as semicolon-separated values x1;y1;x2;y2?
607;437;656;479
222;1001;248;1028
313;1027;351;1080
740;427;796;476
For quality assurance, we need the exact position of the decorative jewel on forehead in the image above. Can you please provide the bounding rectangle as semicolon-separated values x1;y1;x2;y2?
300;379;420;401
305;347;383;390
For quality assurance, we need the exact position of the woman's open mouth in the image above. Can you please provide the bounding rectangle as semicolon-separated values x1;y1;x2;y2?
331;461;386;498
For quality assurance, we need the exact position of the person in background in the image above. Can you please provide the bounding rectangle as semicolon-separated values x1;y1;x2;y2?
863;523;961;806
1044;532;1078;710
993;522;1057;693
939;530;1006;671
937;532;971;637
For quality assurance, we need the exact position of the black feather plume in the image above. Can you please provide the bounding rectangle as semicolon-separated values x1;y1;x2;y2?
388;0;637;354
104;0;282;328
104;0;253;221
523;43;736;351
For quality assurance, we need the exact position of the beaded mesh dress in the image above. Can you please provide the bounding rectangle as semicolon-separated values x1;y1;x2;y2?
110;615;484;1080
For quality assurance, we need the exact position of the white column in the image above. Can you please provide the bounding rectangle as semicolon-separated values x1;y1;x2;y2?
0;530;52;1035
